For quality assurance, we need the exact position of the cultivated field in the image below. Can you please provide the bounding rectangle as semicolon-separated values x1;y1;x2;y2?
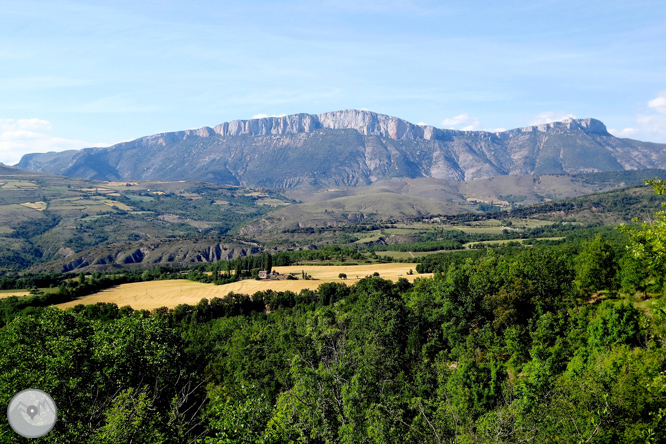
0;289;31;298
57;263;432;310
376;250;450;260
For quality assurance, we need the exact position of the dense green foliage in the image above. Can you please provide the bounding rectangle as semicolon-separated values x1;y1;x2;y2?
3;181;666;442
2;232;666;442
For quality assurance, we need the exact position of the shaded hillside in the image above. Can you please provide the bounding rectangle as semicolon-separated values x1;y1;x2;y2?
286;169;666;206
237;193;471;237
0;166;290;271
421;183;666;227
242;170;666;235
27;238;264;273
17;110;666;188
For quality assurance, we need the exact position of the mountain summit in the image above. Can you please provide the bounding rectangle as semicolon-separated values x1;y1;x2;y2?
16;110;666;188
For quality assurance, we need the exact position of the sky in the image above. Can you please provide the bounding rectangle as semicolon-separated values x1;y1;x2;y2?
1;0;666;165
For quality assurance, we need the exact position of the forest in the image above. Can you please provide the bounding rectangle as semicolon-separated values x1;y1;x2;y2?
2;183;666;443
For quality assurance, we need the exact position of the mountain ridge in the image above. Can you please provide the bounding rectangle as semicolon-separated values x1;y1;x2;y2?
16;110;666;188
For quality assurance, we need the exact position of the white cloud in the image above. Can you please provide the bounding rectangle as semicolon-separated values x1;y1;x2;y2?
611;91;666;142
635;91;666;139
636;114;666;136
441;114;480;130
608;127;638;138
251;113;287;119
648;91;666;114
0;118;103;165
529;111;577;126
0;118;51;132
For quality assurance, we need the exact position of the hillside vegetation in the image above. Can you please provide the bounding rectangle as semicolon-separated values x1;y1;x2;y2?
3;164;666;275
1;181;666;442
0;166;290;271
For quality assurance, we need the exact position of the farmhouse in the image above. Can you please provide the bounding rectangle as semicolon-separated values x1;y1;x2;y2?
258;270;290;280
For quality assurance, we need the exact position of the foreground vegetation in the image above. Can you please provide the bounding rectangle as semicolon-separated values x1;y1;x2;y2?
2;236;666;442
2;180;666;442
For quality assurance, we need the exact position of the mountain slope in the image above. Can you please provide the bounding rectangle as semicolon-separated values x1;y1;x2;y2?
3;164;666;273
17;110;666;189
0;165;290;272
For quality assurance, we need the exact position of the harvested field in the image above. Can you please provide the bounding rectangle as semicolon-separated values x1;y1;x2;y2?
0;289;30;298
377;250;451;259
57;263;432;310
20;201;47;211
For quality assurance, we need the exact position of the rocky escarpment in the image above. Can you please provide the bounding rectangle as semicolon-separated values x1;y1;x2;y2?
17;110;666;188
30;239;264;273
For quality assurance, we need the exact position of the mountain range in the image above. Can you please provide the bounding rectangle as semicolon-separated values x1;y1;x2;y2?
17;110;666;188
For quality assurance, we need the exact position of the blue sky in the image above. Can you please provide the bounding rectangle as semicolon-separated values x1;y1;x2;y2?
1;0;666;164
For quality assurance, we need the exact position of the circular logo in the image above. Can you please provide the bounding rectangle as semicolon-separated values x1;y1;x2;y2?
7;389;58;438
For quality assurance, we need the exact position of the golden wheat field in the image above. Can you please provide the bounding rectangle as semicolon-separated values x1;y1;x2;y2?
56;263;432;310
0;290;31;299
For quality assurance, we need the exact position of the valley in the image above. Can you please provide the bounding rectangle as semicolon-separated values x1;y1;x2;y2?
2;163;665;274
4;0;666;440
4;115;666;443
56;263;430;310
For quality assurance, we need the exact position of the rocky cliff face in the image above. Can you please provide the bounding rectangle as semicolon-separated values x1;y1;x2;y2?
17;110;666;188
31;239;264;273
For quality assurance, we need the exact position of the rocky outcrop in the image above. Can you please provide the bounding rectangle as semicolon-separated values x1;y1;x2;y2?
317;110;438;140
38;240;265;273
16;110;666;188
210;110;438;140
213;113;319;137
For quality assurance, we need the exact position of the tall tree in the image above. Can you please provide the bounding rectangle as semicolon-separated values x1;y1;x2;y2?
620;178;666;291
574;234;618;295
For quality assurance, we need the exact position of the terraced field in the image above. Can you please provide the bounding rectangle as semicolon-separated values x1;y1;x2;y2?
57;263;431;310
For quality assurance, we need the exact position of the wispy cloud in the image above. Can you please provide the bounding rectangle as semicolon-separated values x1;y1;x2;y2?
441;113;480;131
636;114;666;136
607;127;638;138
1;118;52;132
0;76;92;90
0;118;103;165
73;95;163;114
529;112;577;126
209;89;345;116
609;91;666;141
439;114;506;132
315;0;450;15
251;113;287;119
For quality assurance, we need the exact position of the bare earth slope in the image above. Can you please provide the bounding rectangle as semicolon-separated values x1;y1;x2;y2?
17;110;666;188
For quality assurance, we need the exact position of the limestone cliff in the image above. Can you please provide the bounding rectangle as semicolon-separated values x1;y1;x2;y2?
17;110;665;188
